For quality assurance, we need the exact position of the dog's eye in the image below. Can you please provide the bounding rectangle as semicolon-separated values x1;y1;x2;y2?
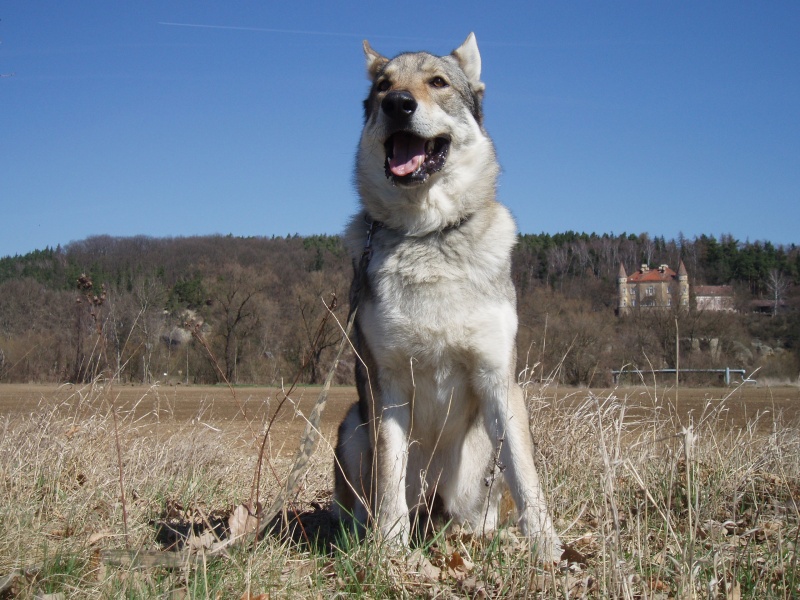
376;79;391;92
430;76;449;88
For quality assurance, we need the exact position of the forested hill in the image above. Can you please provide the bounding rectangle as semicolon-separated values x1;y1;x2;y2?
2;232;798;296
0;234;349;302
0;232;798;386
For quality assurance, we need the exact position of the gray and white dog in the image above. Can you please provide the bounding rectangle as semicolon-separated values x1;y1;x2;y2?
334;33;562;561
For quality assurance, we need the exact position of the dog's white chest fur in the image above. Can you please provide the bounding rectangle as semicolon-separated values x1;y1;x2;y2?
361;204;518;378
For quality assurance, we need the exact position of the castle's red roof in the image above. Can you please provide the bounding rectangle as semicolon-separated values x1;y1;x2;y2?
628;266;677;283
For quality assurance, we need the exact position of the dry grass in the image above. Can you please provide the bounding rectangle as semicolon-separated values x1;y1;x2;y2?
1;381;798;598
527;383;800;599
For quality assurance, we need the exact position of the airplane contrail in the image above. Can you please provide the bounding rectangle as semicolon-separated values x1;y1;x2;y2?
156;22;612;49
157;22;433;43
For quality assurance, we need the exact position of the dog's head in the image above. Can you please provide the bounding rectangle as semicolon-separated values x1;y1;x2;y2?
356;34;499;234
361;33;485;188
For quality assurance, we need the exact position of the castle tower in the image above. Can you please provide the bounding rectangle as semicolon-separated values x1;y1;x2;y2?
617;262;629;315
677;260;689;308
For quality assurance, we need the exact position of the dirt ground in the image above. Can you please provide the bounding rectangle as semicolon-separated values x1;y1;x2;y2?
1;383;799;456
0;383;356;457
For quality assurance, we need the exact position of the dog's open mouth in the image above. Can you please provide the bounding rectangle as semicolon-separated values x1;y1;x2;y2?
384;132;450;185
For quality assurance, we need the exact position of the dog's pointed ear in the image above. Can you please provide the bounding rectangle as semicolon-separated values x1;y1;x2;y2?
363;40;388;79
452;32;484;92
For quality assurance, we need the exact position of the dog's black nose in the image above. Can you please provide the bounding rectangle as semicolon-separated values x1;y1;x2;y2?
381;91;417;120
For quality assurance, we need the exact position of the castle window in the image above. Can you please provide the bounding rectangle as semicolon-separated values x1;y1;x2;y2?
646;286;655;296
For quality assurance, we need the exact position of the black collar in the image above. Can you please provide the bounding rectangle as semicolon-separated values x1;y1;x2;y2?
362;212;471;249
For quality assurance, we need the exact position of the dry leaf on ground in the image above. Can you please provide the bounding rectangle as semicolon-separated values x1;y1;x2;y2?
229;504;259;539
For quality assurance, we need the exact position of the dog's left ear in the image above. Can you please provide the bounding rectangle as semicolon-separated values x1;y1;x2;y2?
363;40;388;79
452;33;484;93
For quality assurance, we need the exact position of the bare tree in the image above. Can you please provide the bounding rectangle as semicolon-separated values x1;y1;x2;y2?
286;270;348;383
205;264;271;384
128;276;168;383
766;269;789;317
640;233;655;266
547;246;572;290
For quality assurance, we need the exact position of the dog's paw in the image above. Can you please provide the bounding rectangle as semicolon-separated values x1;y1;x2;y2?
518;512;563;563
530;534;563;564
378;514;411;548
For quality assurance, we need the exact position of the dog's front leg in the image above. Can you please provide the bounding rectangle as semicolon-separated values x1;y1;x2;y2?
374;393;411;545
481;377;563;561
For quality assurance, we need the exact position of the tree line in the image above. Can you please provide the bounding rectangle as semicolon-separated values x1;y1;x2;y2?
0;232;797;386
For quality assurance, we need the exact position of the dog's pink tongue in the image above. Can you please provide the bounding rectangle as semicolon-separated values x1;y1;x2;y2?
389;134;425;176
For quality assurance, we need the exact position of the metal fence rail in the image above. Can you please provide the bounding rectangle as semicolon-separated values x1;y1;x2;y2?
611;367;747;385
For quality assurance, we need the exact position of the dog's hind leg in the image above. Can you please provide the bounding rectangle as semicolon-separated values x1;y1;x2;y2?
333;403;372;532
436;424;503;535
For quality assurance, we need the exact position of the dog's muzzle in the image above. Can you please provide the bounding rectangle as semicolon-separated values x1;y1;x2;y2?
380;90;450;186
384;132;450;185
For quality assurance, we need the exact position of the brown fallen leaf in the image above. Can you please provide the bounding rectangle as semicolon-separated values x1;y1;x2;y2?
409;549;442;582
447;551;464;570
725;580;741;600
648;577;669;592
446;551;474;581
87;531;113;546
560;544;588;566
229;504;259;539
187;530;215;552
240;593;269;600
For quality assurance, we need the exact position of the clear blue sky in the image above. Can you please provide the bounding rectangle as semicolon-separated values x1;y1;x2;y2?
2;2;799;259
